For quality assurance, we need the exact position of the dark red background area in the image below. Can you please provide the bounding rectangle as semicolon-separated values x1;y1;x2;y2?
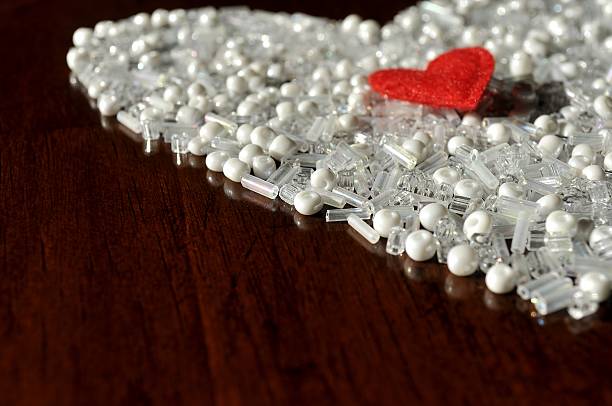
1;1;611;405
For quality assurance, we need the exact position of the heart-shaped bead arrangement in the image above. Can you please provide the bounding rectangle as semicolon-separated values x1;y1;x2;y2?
67;2;612;323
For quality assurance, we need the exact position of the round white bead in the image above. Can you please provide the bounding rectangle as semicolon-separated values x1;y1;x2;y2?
498;182;524;199
275;101;295;121
461;112;481;127
268;134;296;160
589;225;612;248
238;144;264;165
402;139;426;163
432;167;460;186
486;123;511;145
447;244;479;276
226;75;248;94
97;93;120;116
199;122;226;143
593;95;612;120
536;194;563;217
568;156;591;172
454;179;484;199
294;191;324;215
188;95;210;113
297;100;318;116
463;210;493;239
205;151;230;172
73;27;94;47
222;158;250;182
571;144;594;162
337;114;359;131
579;272;611;302
419;203;448;232
310;168;336;191
176;106;203;125
509;51;533;77
252;155;276;179
236;124;254;145
582;165;605;181
537;134;563;158
413;130;433;147
280;82;301;98
545;210;577;236
187;137;206;156
405;230;437;262
447;135;473;155
603;152;612;171
533;114;558;134
163;85;184;104
485;263;518;294
250;126;276;150
373;209;402;238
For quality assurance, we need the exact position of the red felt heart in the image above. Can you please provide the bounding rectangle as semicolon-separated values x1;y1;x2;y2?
368;47;494;111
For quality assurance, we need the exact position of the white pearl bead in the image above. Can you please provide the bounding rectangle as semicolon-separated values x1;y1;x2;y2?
188;95;211;113
579;272;611;302
568;155;591;172
212;94;231;111
432;167;460;186
205;151;230;172
97;93;120;116
589;225;612;248
373;209;402;238
463;210;493;240
413;130;433;147
268;134;296;160
66;47;90;72
537;134;563;158
447;244;479;276
312;66;332;83
250;126;276;150
486;123;511;145
176;106;203;125
604;152;612;171
275;101;295;121
187;137;206;156
498;182;524;199
461;112;481;127
236;100;259;116
294;191;324;215
280;82;301;98
337;114;359;131
200;122;226;142
533;114;557;134
571;143;594;162
238;144;264;165
545;210;577;236
509;51;533;77
536;194;563;217
332;80;352;96
454;179;484;199
226;75;248;95
140;107;162;122
582;165;605;181
151;9;169;27
485;263;518;294
163;85;184;104
405;230;437;262
252;155;276;179
73;27;94;47
235;124;254;146
341;14;362;33
223;158;250;182
402;139;426;163
447;135;473;155
593;95;612;120
310;168;336;191
187;82;207;99
419;203;448;232
334;59;354;79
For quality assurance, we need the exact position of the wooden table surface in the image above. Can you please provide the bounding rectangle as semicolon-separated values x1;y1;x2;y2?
1;0;611;405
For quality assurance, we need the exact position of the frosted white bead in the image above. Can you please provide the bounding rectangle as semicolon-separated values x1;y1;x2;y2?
589;225;612;248
498;182;524;199
485;263;518;294
536;194;563;217
200;122;226;143
545;210;577;236
373;208;401;238
250;126;276;149
294;191;324;215
419;203;448;232
236;124;254;145
454;179;484;199
537;134;563;158
176;106;203;125
223;158;250;182
432;167;460;186
463;210;493;239
405;230;437;262
486;123;511;145
533;114;558;134
593;95;612;120
238;144;264;165
310;168;336;191
205;151;230;172
268;134;297;160
447;244;479;276
252;155;276;179
447;135;473;155
97;93;120;116
579;272;611;302
582;165;605;181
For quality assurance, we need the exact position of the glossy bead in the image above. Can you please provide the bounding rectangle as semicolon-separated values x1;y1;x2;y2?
298;100;318;116
537;134;563;158
509;51;533;77
454;179;483;199
373;209;402;238
252;155;276;179
536;194;563;217
200;122;226;143
310;168;336;191
236;100;259;116
413;130;432;147
163;85;184;104
236;124;254;145
419;203;448;232
187;137;206;156
568;155;591;172
338;114;359;131
498;182;524;199
604;152;612;171
433;167;460;186
486;123;511;145
280;82;301;98
176;106;203;125
226;75;248;94
223;158;250;182
589;225;612;248
250;126;276;149
447;135;473;155
485;263;518;294
579;272;611;302
405;230;437;262
205;151;230;172
545;210;577;236
188;95;211;113
73;27;93;47
238;144;264;165
268;134;296;160
582;165;605;181
97;93;120;116
463;210;493;239
571;144;594;162
461;112;481;127
593;95;612;120
402;139;426;163
294;191;324;215
447;244;479;276
275;101;295;121
533;114;557;134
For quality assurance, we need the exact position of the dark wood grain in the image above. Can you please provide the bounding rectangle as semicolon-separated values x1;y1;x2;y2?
1;1;611;405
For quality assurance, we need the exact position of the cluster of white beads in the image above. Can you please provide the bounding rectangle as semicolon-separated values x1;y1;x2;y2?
68;1;612;321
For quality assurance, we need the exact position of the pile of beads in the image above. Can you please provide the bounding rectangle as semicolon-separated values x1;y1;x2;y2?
67;1;612;320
